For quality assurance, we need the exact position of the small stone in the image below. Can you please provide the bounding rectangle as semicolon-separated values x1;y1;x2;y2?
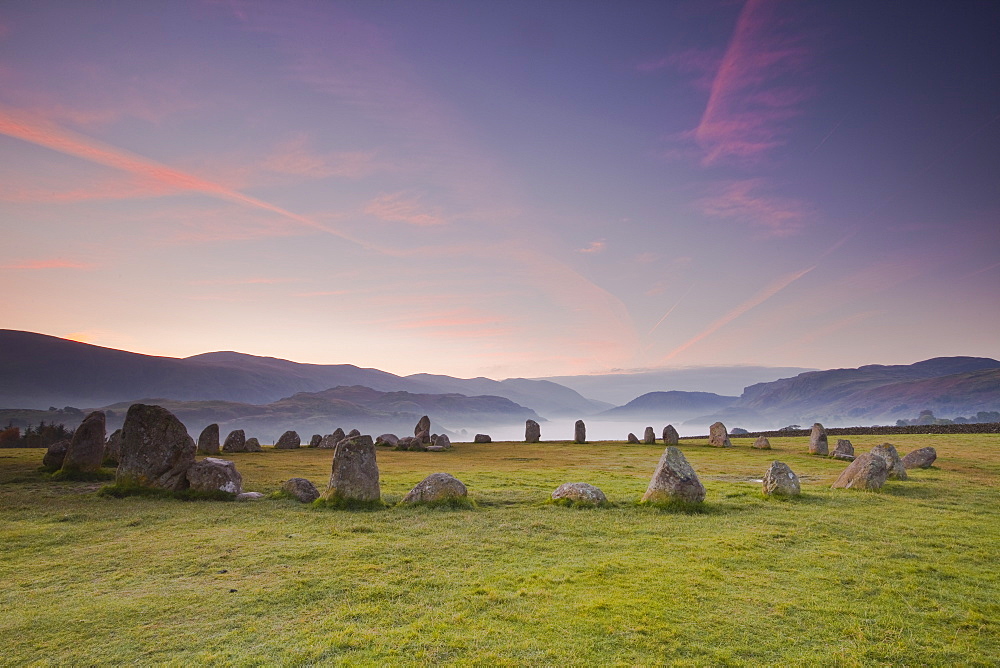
282;477;320;503
61;410;106;474
643;427;656;445
473;434;492;443
401;472;467;504
870;443;907;480
762;461;800;497
186;458;243;494
627;433;640;444
832;438;854;459
309;434;323;448
641;446;706;504
833;452;856;462
222;430;246;453
708;422;732;448
831;452;888;490
662;425;679;445
197;423;220;455
433;434;452;449
43;439;69;470
525;419;541;443
574;420;586;444
236;492;265;501
902;446;937;470
552;482;608;505
275;430;301;449
809;423;829;456
244;437;263;453
752;436;771;449
425;445;447;452
375;434;399;447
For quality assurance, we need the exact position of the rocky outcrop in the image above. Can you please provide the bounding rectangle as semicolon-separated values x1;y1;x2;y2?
401;472;468;504
809;423;829;456
197;423;220;455
641;446;706;504
186;458;242;494
708;422;732;448
551;482;608;506
321;435;380;504
762;461;800;497
60;410;106;474
574;420;586;444
831;452;888;491
525;419;541;443
275;430;301;449
222;429;246;453
117;404;196;491
870;443;907;480
662;424;679;445
282;477;320;503
902;446;937;469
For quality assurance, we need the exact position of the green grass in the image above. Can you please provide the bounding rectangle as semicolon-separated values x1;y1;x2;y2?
1;434;998;665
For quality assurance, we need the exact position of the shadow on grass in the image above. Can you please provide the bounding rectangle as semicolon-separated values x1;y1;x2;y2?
395;496;477;510
880;482;936;498
636;499;722;515
312;495;386;511
98;482;236;502
50;469;116;482
546;497;611;510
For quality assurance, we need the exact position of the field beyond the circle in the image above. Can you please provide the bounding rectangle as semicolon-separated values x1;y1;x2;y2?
2;434;998;665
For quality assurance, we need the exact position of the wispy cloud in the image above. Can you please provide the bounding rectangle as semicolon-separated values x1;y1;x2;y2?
692;0;811;165
659;265;815;362
696;179;808;237
261;134;377;179
2;258;95;270
576;239;607;254
364;191;447;226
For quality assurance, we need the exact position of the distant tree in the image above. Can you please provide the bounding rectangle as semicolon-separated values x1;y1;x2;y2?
0;426;20;447
730;427;749;435
779;425;802;432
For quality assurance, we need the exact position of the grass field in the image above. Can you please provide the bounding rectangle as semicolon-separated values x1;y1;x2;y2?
2;434;998;665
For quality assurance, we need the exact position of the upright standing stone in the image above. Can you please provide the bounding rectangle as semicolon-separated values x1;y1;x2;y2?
321;435;380;503
275;430;301;449
752;436;771;450
902;447;937;470
832;439;854;461
662;425;679;445
117;404;196;491
762;461;800;497
525;419;541;443
870;443;907;480
574;420;586;444
222;429;246;453
643;427;656;445
809;423;829;456
414;416;431;440
197;423;220;455
309;434;323;448
104;428;123;465
641;446;706;504
831;453;888;490
627;433;640;444
708;422;732;448
244;437;263;453
60;410;106;474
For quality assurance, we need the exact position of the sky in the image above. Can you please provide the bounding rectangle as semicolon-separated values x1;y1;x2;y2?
1;0;998;379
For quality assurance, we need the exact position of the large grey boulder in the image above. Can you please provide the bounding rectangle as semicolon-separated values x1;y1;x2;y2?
244;437;263;453
474;434;492;443
762;461;800;497
902;446;937;470
432;434;452;450
197;424;220;455
574;420;586;444
117;404;196;491
525;419;541;443
641;446;706;504
809;423;829;456
275;430;301;449
870;443;907;480
222;429;246;453
831;452;888;490
752;436;771;450
321;435;380;503
414;416;431;441
643;427;656;445
662;425;679;445
309;434;323;448
708;422;732;448
60;410;106;474
627;433;640;444
282;477;320;503
375;434;399;447
43;439;69;470
832;439;855;461
401;472;468;504
552;482;608;506
104;428;123;465
186;457;242;494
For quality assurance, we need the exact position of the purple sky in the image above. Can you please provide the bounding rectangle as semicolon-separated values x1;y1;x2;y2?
1;0;998;378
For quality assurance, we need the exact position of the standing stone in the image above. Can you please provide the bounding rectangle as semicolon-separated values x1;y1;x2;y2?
473;434;492;443
346;429;361;438
321;435;380;503
275;430;301;449
376;434;399;447
117;404;196;491
643;427;656;445
407;438;427;452
394;436;415;451
902;446;937;470
60;410;106;474
104;428;124;465
831;452;888;490
244;437;263;453
552;482;608;506
309;434;323;448
832;439;855;461
662;424;679;445
433;434;452;450
401;472;468;504
627;433;640;444
43;439;69;471
186;457;242;494
762;461;801;497
222;429;246;453
708;422;732;448
809;423;829;456
525;419;541;443
641;446;706;504
752;436;771;450
319;428;346;449
197;424;220;455
282;477;320;503
870;443;907;480
414;430;430;445
574;420;586;444
414;416;431;440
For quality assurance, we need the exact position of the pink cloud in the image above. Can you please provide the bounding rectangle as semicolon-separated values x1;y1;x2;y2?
2;258;95;270
696;179;808;237
261;134;377;179
693;0;812;165
576;240;607;254
364;192;447;226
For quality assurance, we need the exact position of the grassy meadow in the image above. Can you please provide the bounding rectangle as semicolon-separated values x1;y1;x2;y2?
1;434;998;665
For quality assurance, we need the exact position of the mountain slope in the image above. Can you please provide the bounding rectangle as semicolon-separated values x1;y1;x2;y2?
600;391;738;419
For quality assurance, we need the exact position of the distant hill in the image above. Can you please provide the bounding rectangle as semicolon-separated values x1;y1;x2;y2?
0;330;602;418
600;391;738;420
